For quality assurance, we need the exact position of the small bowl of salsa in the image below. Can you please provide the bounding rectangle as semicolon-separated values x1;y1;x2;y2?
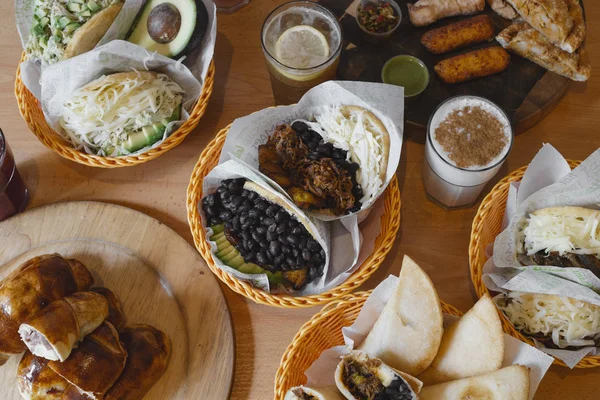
356;0;402;42
382;55;430;97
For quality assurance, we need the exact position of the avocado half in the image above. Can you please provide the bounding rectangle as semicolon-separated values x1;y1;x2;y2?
127;0;208;58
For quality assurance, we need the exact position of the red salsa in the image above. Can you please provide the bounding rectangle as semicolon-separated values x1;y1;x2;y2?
357;2;400;34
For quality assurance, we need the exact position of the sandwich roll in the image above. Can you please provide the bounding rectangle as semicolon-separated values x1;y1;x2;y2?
104;325;171;400
284;385;344;400
419;294;504;385
420;364;530;400
359;256;443;376
0;254;93;364
518;206;600;276
48;322;127;399
19;291;109;362
91;287;126;331
17;351;73;400
335;351;421;400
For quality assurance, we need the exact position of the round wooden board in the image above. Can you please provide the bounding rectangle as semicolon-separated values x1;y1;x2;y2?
0;201;234;399
320;0;582;142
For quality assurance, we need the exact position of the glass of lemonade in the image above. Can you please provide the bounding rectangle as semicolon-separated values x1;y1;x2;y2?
261;1;342;105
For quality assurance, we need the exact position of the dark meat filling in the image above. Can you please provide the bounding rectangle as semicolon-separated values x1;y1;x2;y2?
291;388;317;400
519;251;600;278
342;359;414;400
259;123;363;215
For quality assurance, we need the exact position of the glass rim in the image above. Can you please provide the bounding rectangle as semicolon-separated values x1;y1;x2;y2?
427;95;514;173
260;0;343;72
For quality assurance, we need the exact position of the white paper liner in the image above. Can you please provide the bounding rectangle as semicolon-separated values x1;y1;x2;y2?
15;0;217;154
482;144;600;367
218;81;404;222
302;275;553;400
38;40;202;156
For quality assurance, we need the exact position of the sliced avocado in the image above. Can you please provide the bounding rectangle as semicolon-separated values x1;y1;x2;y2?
215;236;229;248
220;249;240;264
127;0;208;59
237;263;256;274
210;231;225;242
121;106;180;153
228;254;245;269
211;224;224;235
216;246;237;259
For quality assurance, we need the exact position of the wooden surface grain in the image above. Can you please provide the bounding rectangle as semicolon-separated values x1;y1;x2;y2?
0;202;234;399
0;1;599;398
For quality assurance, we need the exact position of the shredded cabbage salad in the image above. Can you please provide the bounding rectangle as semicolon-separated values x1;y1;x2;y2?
59;72;184;156
314;106;385;204
496;292;600;348
26;0;120;64
520;210;600;256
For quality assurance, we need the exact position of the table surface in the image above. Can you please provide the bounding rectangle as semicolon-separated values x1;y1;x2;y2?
1;1;599;399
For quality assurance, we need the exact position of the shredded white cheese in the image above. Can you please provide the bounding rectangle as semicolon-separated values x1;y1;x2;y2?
59;71;183;156
496;292;600;348
521;210;600;256
314;106;384;205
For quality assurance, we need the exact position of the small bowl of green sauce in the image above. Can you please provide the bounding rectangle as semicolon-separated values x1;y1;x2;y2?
381;55;430;97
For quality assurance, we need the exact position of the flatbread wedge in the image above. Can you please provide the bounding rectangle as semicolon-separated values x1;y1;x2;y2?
562;0;586;53
505;0;572;45
420;365;530;400
64;4;123;59
496;22;591;82
358;256;443;376
418;293;504;385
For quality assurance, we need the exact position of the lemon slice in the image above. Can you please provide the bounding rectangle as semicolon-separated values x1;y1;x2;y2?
275;25;330;69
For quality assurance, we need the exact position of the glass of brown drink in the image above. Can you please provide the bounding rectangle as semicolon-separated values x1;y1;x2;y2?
0;129;29;221
261;1;342;105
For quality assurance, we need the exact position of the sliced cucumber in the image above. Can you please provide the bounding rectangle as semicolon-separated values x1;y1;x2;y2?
32;24;44;36
59;16;72;29
78;10;92;18
39;17;50;28
34;8;47;19
67;3;83;12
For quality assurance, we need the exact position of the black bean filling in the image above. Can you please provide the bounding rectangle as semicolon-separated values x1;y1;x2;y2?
343;360;413;400
202;178;325;284
291;121;364;213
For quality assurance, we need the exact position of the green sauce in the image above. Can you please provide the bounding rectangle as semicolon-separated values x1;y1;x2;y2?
382;55;429;97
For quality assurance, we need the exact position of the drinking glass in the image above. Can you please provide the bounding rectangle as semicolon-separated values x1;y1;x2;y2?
423;96;513;210
0;129;29;221
261;1;342;105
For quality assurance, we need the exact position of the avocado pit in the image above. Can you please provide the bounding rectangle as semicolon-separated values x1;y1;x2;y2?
147;3;182;44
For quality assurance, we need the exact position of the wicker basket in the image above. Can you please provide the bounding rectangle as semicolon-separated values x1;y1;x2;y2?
14;53;215;168
187;125;402;308
273;290;463;399
468;160;600;368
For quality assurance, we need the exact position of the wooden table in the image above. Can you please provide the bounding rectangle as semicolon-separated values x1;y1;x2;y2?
1;1;599;398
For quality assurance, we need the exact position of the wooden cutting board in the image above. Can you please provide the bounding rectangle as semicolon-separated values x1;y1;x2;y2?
320;0;583;142
0;201;234;399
